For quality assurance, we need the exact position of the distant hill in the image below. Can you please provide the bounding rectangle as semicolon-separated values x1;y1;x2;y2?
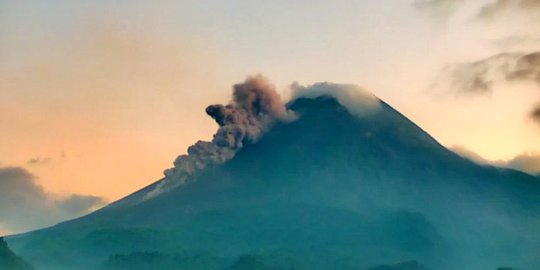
0;237;33;270
6;85;540;270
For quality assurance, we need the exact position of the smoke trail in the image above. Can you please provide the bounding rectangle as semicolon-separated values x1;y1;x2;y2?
145;75;294;199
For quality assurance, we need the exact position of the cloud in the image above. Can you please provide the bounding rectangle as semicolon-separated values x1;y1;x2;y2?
0;166;107;235
413;0;540;21
505;152;540;174
58;194;106;215
26;157;52;166
445;51;540;92
418;1;540;129
478;0;540;19
532;105;540;123
291;82;381;117
26;153;66;166
439;51;540;125
412;0;463;11
413;0;462;7
449;145;493;165
413;0;463;16
492;36;539;50
450;145;540;174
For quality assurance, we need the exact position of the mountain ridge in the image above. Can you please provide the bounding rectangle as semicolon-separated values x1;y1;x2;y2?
0;237;34;270
6;88;540;270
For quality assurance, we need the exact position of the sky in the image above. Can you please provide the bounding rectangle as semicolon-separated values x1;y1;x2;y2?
1;0;540;235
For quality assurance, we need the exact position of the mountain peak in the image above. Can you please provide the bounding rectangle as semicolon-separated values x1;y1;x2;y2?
148;80;382;199
291;82;382;117
6;78;540;270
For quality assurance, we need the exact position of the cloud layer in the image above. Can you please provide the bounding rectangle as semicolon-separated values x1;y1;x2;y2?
0;167;106;235
451;145;540;175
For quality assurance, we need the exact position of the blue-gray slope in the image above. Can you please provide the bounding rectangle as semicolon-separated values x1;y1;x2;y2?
7;96;540;270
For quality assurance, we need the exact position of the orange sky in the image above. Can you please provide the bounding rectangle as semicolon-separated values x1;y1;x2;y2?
1;1;539;202
1;20;229;199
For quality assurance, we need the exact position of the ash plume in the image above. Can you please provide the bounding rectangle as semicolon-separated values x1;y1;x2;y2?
145;75;295;199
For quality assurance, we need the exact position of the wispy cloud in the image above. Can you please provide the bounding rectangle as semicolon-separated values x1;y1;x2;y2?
478;0;540;19
505;152;540;174
412;0;464;20
437;51;540;125
449;145;493;165
450;145;540;175
26;157;52;166
416;0;540;128
532;105;540;124
414;0;540;19
445;51;540;92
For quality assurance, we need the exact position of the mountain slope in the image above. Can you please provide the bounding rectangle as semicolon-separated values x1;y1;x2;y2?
7;93;540;270
0;237;33;270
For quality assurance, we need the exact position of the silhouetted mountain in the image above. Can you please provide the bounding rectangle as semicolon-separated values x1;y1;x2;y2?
6;91;540;270
0;237;33;270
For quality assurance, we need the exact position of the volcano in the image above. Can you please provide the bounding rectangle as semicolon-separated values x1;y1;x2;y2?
5;82;540;270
